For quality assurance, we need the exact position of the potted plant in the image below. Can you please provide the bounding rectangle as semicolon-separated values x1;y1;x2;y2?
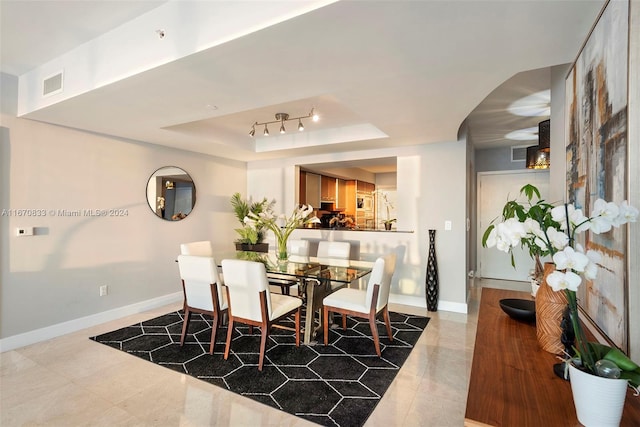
481;184;558;295
230;193;273;252
483;184;639;425
375;190;396;230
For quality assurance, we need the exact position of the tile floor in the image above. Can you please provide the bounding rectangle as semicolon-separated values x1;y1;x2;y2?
0;278;529;426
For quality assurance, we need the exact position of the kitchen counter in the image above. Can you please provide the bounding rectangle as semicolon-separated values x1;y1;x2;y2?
302;227;414;233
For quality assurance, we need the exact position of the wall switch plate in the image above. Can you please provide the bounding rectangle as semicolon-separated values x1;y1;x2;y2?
444;220;452;231
16;227;34;236
99;285;108;296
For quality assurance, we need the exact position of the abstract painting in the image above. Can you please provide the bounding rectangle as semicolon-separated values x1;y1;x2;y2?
565;0;629;351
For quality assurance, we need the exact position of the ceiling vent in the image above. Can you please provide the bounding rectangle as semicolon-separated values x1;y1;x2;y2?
511;145;528;162
43;71;63;97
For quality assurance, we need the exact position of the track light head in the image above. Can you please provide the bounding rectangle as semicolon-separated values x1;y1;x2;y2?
249;123;256;137
298;119;304;131
280;123;286;134
263;124;269;136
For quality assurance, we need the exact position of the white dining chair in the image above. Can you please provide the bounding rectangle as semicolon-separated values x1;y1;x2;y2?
221;259;302;371
322;252;397;356
317;241;351;259
180;240;225;284
180;240;213;256
177;254;227;354
269;239;310;295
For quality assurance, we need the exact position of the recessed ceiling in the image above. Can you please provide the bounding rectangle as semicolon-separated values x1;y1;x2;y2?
0;1;604;161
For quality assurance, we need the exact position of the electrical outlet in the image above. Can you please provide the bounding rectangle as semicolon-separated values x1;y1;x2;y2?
99;285;108;296
444;220;452;231
16;227;34;236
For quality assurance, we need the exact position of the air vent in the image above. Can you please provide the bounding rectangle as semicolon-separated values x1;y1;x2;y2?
511;145;528;162
43;71;63;97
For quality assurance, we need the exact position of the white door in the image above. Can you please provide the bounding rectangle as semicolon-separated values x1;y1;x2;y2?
478;170;550;281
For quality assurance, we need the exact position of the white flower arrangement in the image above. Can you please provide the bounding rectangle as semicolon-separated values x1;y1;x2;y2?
483;184;639;388
246;203;320;260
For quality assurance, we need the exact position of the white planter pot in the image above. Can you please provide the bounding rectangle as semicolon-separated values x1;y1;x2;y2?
569;364;628;427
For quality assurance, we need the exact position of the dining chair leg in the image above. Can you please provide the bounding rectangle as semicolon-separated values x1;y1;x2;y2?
383;306;394;341
180;309;191;346
258;323;269;371
369;316;382;356
295;308;301;347
224;318;234;360
323;306;330;346
209;313;219;354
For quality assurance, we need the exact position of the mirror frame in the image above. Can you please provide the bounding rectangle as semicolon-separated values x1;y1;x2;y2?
146;166;196;221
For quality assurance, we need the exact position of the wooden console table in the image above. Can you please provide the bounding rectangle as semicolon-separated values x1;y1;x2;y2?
464;287;640;426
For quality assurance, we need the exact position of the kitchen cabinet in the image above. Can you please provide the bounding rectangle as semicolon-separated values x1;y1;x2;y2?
336;179;347;209
305;173;321;207
321;176;337;202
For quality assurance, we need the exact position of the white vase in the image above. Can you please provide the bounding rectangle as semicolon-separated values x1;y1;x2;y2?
569;364;628;427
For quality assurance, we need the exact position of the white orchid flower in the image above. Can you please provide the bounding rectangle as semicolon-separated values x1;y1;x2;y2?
495;219;526;249
570;208;590;233
485;228;497;248
615;200;639;226
590;199;619;233
546;227;569;250
553;246;589;273
547;270;582;292
551;204;573;230
523;217;541;234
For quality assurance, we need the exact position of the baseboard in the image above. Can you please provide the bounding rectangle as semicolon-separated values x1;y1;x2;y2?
0;292;182;353
389;294;468;314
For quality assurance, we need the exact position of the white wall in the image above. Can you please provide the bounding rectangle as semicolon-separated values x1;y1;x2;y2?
1;74;246;344
247;142;469;313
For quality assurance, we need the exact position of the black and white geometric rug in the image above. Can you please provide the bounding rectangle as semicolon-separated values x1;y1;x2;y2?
90;310;429;427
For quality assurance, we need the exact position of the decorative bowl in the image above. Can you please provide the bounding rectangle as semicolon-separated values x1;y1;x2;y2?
499;298;536;322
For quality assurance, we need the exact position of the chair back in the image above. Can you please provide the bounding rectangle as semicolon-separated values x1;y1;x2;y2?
365;252;397;311
180;241;213;256
221;259;272;321
177;255;226;311
287;239;310;263
317;241;350;259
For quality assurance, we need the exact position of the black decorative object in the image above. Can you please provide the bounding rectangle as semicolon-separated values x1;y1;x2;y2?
234;242;269;253
426;229;439;311
499;299;536;322
560;304;576;356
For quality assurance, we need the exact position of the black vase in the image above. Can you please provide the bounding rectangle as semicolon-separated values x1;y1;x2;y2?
426;229;439;311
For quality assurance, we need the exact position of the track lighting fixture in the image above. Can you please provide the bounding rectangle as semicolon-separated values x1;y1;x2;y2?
249;108;318;137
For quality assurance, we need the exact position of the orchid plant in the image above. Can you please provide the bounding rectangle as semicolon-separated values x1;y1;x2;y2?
483;184;639;388
246;203;320;260
375;190;396;226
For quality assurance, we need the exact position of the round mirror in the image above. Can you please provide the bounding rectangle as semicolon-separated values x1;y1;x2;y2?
146;166;196;221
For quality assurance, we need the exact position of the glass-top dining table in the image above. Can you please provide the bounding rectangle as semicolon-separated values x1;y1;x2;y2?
214;250;374;344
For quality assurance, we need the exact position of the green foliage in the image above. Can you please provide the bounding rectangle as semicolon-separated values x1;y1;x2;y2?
230;193;274;244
